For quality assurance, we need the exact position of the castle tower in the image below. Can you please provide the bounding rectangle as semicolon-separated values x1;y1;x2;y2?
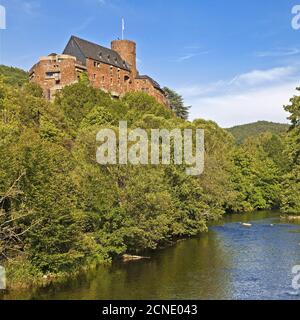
111;40;137;77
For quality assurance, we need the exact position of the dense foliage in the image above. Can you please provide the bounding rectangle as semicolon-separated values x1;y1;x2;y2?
280;88;300;214
227;121;289;144
0;65;28;88
0;67;298;287
163;87;190;120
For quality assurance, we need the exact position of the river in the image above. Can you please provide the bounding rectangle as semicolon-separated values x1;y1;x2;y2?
3;211;300;300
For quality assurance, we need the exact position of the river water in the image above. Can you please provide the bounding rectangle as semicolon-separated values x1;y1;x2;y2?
3;211;300;300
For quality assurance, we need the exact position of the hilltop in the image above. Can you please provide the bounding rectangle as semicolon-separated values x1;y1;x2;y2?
0;65;28;87
227;121;289;144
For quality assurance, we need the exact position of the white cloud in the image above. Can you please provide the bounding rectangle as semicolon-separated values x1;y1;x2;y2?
177;53;198;62
188;82;295;128
177;66;300;127
176;51;209;62
19;1;40;15
255;48;300;58
184;45;202;50
178;81;226;97
179;66;298;98
229;66;296;87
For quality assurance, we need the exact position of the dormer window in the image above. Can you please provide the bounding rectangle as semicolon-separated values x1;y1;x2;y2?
107;55;110;61
98;52;102;59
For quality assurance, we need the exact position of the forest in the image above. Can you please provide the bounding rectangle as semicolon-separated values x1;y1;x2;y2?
0;65;299;288
227;121;290;144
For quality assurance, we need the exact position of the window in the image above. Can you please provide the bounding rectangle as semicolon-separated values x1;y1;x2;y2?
93;74;96;79
94;61;100;68
45;71;60;79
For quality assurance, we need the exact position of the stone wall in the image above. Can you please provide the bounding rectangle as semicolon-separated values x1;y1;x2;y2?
29;54;86;100
29;48;167;105
111;40;137;78
135;78;167;105
86;58;133;97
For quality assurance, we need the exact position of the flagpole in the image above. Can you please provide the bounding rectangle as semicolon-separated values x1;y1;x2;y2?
122;18;124;40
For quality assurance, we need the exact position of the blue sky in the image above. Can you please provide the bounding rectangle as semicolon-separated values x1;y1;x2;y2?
0;0;300;126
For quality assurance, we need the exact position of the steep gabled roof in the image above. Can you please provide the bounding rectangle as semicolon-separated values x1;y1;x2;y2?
136;75;164;93
63;36;131;71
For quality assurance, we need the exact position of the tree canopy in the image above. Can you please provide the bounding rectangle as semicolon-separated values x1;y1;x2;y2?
0;66;299;289
163;87;190;120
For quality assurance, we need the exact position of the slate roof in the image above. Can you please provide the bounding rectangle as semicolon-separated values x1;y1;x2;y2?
136;75;164;92
63;36;164;94
64;36;131;71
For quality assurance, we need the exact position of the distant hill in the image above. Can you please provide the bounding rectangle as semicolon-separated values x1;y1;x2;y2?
227;121;290;144
0;65;28;87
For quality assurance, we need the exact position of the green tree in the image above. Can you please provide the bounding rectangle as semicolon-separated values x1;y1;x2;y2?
0;65;28;87
280;88;300;214
163;87;190;120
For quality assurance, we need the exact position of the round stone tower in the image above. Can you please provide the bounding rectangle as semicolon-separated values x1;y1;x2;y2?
111;40;137;77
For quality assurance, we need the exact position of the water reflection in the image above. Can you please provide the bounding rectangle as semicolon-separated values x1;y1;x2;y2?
3;211;300;300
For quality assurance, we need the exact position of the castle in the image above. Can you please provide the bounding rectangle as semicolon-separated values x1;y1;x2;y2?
29;36;167;105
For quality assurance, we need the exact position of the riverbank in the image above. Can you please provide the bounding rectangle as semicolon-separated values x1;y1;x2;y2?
3;211;300;300
1;236;193;291
2;254;111;292
3;210;299;297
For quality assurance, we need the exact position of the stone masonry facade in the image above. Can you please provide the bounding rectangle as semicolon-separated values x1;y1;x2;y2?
29;36;167;105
